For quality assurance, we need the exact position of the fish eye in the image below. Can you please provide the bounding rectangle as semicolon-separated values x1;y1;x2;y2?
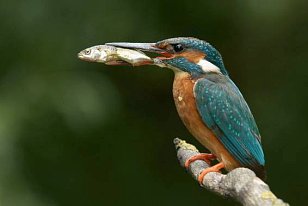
172;44;184;52
85;49;91;55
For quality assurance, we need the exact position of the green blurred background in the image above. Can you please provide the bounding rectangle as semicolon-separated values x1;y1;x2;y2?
0;0;307;205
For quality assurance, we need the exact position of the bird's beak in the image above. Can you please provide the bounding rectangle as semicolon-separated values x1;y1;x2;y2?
105;42;173;66
105;42;164;53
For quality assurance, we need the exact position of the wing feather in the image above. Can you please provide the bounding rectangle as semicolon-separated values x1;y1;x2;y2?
194;74;265;169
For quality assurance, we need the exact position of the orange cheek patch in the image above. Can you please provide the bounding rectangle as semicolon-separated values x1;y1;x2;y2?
175;50;206;63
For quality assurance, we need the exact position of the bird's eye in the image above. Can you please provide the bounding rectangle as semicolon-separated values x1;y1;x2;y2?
85;50;91;55
172;44;184;52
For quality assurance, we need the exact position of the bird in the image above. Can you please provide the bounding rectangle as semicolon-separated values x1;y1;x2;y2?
106;37;266;184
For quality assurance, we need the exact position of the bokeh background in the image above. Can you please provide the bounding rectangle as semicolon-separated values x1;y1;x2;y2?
0;0;307;205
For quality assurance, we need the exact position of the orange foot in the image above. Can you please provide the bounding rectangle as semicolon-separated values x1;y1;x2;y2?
184;153;217;169
198;162;225;185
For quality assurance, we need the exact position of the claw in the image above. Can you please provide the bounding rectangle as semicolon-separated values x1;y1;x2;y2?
184;153;216;169
198;162;225;185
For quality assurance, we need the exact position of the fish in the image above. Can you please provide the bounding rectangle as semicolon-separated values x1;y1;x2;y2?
77;45;154;66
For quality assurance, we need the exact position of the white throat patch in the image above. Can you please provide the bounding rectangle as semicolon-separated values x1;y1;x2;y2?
197;59;221;74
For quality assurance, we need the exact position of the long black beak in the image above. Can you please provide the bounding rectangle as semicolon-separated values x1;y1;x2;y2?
105;42;164;53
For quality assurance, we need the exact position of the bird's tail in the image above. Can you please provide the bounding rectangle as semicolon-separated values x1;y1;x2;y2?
254;165;267;181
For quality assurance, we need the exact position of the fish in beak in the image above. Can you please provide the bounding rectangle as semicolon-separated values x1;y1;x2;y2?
78;45;154;66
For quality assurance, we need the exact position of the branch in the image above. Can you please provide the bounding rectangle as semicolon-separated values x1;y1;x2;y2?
174;138;289;206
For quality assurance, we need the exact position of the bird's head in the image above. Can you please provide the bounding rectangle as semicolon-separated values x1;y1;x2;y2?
107;37;228;76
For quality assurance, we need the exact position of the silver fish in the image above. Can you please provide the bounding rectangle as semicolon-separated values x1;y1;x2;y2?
78;45;153;66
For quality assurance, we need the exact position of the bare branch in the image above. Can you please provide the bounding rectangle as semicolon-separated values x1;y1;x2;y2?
174;138;289;206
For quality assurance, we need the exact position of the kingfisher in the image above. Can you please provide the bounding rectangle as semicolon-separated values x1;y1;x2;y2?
105;37;266;184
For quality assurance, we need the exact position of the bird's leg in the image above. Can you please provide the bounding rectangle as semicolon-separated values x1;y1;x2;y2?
198;162;225;185
184;153;216;168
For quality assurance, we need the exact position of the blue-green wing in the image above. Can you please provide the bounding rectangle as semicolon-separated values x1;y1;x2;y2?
194;74;265;169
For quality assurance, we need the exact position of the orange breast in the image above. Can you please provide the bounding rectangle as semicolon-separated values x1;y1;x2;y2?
173;72;240;171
